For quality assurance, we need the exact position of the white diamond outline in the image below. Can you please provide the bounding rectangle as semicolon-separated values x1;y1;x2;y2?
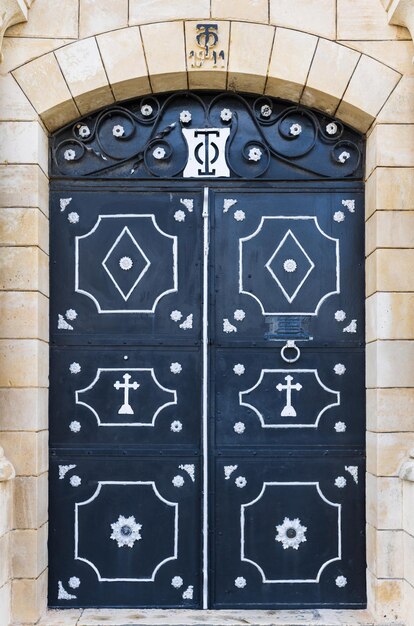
102;226;151;302
264;229;315;304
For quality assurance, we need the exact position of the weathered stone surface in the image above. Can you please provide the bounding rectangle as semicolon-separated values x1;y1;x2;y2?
11;523;48;578
13;473;48;529
0;165;48;216
0;247;48;295
367;388;414;432
0;121;48;176
378;76;414;124
367;525;404;578
0;387;48;431
340;40;414;75
367;431;414;476
0;446;15;483
79;0;128;39
0;339;49;388
1;36;74;74
337;0;410;40
140;21;187;92
227;22;274;93
6;0;78;39
0;74;36;122
0;291;48;341
367;571;404;622
366;249;414;295
366;167;414;217
270;0;335;39
0;207;48;253
129;0;209;25
1;431;47;477
366;124;414;177
366;210;414;254
367;340;414;388
11;568;47;624
212;0;269;23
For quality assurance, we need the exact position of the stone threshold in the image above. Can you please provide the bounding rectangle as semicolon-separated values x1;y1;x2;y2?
38;609;402;626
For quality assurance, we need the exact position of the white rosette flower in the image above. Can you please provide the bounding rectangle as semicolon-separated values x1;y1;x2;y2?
275;517;307;550
110;515;142;548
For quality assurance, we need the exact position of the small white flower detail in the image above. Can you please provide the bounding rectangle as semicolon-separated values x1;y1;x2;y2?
174;210;186;222
336;575;347;588
170;310;183;322
171;576;183;588
170;362;182;374
58;464;76;480
234;210;245;222
333;211;345;223
223;318;237;333
334;363;346;376
275;517;307;550
335;310;346;322
66;309;77;321
180;110;192;124
338;151;351;163
170;420;183;433
58;581;76;600
119;256;133;271
334;421;346;433
261;104;272;117
153;147;166;160
68;211;79;224
68;577;80;589
112;124;125;138
248;147;262;162
78;125;90;138
345;465;358;484
335;476;347;488
58;314;73;331
234;309;245;321
69;421;81;433
224;465;238;480
326;122;338;135
70;475;81;487
220;108;232;122
69;362;81;374
172;475;185;488
141;104;153;117
60;198;72;211
283;259;297;273
342;199;355;213
110;515;142;548
233;364;245;376
179;464;195;482
223;198;237;212
289;123;302;136
64;149;76;161
235;476;247;488
182;585;193;599
234;421;245;434
180;198;193;212
343;319;357;333
235;576;247;588
179;314;193;330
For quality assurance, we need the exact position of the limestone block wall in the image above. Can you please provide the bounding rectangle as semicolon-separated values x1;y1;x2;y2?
0;1;413;624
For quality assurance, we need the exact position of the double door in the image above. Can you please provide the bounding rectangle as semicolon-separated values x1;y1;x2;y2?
49;182;365;609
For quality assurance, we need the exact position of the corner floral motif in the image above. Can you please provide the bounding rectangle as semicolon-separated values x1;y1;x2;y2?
170;310;183;322
223;318;237;333
234;209;246;222
235;476;247;488
336;575;347;588
179;314;193;330
58;581;76;600
58;314;73;331
172;475;185;488
234;421;245;434
68;577;80;589
153;147;166;160
119;256;133;271
338;151;351;164
334;363;346;375
69;362;81;374
141;104;153;117
233;364;245;376
58;464;76;480
112;125;125;138
223;198;237;212
180;198;193;212
275;517;307;550
248;147;262;162
334;421;346;433
110;515;142;548
234;309;245;321
345;465;358;484
60;198;72;211
261;104;272;118
180;110;192;124
170;420;183;433
333;211;345;223
234;576;247;588
179;464;195;482
224;465;238;480
334;476;347;488
289;123;302;136
335;310;346;322
220;108;232;122
171;575;183;588
174;209;186;222
342;199;355;213
170;362;182;374
70;475;81;487
182;585;194;599
69;421;81;433
326;122;338;135
343;319;357;333
283;259;297;273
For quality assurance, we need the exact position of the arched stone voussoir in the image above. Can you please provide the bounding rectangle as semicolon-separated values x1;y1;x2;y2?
12;21;403;135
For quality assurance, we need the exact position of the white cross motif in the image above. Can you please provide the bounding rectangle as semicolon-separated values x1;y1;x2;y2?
113;373;140;415
276;375;302;417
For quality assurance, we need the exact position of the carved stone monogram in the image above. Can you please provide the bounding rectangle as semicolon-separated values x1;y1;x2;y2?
188;23;226;69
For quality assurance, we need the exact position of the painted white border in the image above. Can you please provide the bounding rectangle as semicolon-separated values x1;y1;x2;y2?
75;214;178;314
75;367;177;427
202;187;209;609
240;481;341;583
239;216;340;316
74;481;178;582
239;368;340;429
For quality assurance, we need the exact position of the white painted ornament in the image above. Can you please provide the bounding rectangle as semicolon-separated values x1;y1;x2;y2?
283;258;297;273
234;210;245;222
248;147;262;162
180;198;193;212
338;151;351;163
334;363;346;375
66;309;77;321
171;576;183;589
342;199;355;212
141;104;153;117
58;314;73;330
335;310;346;322
333;211;345;223
234;421;245;434
69;421;81;433
235;576;247;588
64;149;76;161
334;421;346;433
223;198;237;212
172;475;185;488
275;517;307;550
261;104;272;117
334;476;347;488
170;362;182;374
60;198;72;211
343;319;357;333
234;309;245;321
220;108;232;122
223;318;237;333
68;211;79;224
174;210;186;222
326;122;338;135
153;147;166;160
224;465;238;480
170;310;183;322
68;577;80;589
119;256;133;271
58;464;76;480
69;362;81;374
235;476;247;488
78;125;90;138
70;475;81;487
112;124;125;138
336;575;347;588
233;364;245;376
170;420;183;433
179;464;195;482
58;581;76;600
345;465;358;484
182;585;193;599
179;314;193;330
289;123;302;136
110;515;142;548
180;110;192;124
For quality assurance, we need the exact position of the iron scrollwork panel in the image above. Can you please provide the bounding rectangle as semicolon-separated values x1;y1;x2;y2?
213;188;364;347
213;457;365;608
49;457;201;608
50;189;203;345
